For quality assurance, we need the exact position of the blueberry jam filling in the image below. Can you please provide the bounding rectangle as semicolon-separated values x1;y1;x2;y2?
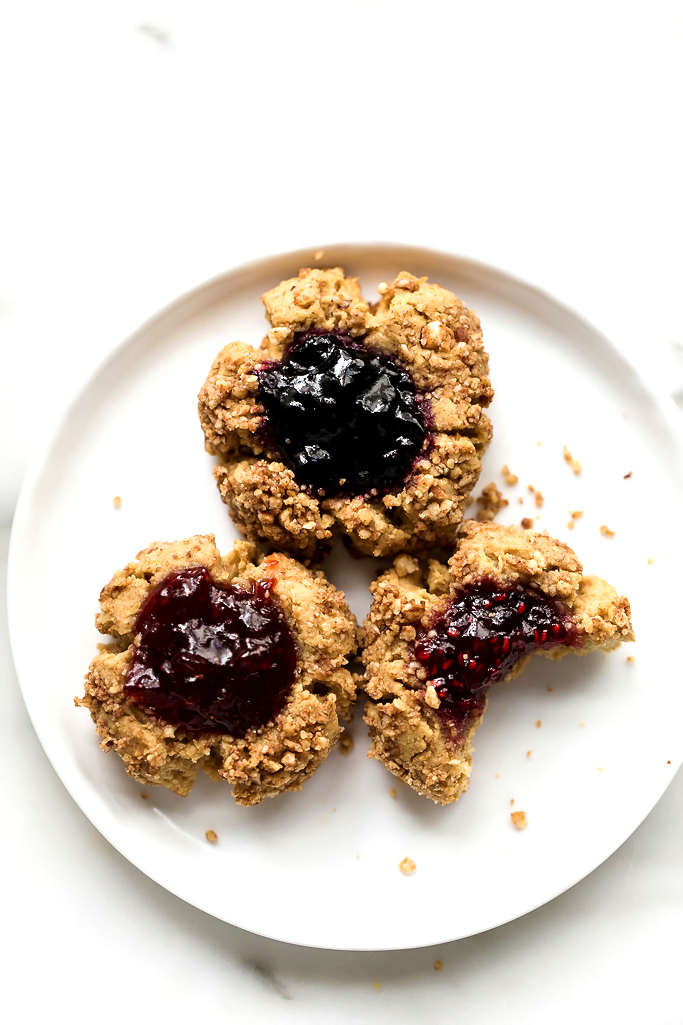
124;567;297;737
413;580;580;740
256;331;426;498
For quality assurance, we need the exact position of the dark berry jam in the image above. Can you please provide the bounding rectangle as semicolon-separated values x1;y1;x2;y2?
414;580;580;740
256;331;426;498
124;567;297;737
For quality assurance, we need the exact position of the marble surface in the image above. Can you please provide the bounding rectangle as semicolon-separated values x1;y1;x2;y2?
2;2;683;1021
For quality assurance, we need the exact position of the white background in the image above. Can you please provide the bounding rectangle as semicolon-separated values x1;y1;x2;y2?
1;1;682;1021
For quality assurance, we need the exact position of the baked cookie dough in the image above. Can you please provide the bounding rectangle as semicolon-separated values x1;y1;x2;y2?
198;267;493;560
361;521;634;805
77;535;357;805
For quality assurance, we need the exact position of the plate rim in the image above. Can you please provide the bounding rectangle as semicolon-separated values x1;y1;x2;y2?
8;241;683;950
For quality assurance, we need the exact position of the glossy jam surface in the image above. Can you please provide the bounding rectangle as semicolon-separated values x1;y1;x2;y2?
414;580;580;738
125;567;297;736
257;332;426;497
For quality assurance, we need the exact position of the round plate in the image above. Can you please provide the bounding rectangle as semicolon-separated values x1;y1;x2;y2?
8;244;683;950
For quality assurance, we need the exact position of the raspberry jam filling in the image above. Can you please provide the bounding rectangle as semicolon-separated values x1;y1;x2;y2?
414;579;580;739
256;331;426;498
125;567;297;737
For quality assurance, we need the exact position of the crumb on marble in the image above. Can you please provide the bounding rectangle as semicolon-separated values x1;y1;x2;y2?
511;810;528;830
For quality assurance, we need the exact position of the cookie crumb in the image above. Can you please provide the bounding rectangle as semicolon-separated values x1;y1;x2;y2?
495;773;500;778
502;465;519;486
374;982;381;992
511;810;528;830
389;788;397;798
510;798;515;806
536;720;542;728
536;440;543;447
570;510;583;520
527;484;535;493
599;524;615;538
521;517;534;529
546;686;553;692
579;721;586;726
205;830;218;843
563;446;582;474
113;496;122;508
526;750;532;758
434;960;444;971
667;760;671;765
597;767;605;772
140;791;148;799
647;558;654;565
626;656;635;663
623;471;632;479
475;482;508;522
399;857;416;875
566;521;575;530
339;731;354;754
518;496;524;504
313;249;324;260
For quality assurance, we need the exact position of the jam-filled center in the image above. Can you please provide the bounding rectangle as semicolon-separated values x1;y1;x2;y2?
256;332;426;498
414;579;581;740
124;567;297;736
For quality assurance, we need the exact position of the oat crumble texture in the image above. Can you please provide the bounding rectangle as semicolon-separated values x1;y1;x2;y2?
77;534;358;805
198;267;493;559
361;520;634;804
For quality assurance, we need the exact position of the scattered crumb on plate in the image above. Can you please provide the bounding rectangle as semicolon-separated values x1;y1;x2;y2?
339;731;354;754
205;830;218;843
623;471;632;479
563;446;582;474
399;857;416;875
475;482;508;521
536;720;542;728
511;811;528;830
389;788;397;798
521;517;533;529
600;524;615;538
113;496;122;508
502;464;519;486
434;960;444;971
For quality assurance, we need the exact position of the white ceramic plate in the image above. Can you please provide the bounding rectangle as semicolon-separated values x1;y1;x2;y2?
8;244;683;950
